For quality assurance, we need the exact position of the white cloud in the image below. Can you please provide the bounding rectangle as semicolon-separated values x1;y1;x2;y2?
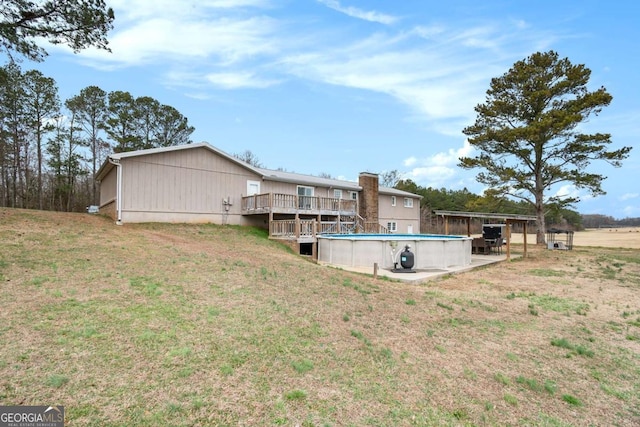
622;205;640;217
206;0;271;8
282;48;490;123
90;16;279;67
183;92;212;100
407;165;456;183
403;156;417;167
552;184;590;202
317;0;398;25
411;25;446;39
620;193;639;201
279;20;545;130
513;19;530;30
456;26;503;50
402;140;476;187
107;0;271;21
56;0;279;71
206;71;281;89
554;185;577;198
55;0;562;139
439;143;474;165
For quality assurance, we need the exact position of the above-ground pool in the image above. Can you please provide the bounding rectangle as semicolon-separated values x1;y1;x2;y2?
317;234;472;271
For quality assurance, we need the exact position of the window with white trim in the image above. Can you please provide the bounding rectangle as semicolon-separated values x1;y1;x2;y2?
333;189;342;199
391;196;396;206
403;198;413;208
297;185;314;209
350;191;357;200
387;221;397;233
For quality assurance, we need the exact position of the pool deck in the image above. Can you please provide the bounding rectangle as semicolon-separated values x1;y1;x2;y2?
319;253;514;283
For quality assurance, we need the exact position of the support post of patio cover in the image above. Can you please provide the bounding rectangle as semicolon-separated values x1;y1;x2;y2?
506;220;512;261
523;222;528;258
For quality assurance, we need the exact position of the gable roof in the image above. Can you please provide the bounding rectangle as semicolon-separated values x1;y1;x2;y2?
379;186;423;198
95;142;421;198
95;142;259;181
255;167;361;191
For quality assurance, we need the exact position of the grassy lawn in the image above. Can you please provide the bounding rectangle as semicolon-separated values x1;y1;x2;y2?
1;208;639;426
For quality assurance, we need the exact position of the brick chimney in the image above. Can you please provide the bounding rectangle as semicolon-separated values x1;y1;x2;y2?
358;172;379;224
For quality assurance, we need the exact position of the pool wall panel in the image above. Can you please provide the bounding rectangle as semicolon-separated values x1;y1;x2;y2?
318;235;472;270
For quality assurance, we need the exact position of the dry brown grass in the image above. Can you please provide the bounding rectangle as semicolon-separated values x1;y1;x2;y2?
1;208;639;426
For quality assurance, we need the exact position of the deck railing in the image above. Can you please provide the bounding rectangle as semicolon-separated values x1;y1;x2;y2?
242;193;357;214
270;219;317;239
364;221;389;234
269;218;390;240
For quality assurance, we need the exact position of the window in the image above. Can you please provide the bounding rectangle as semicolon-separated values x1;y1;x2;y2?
403;198;413;208
333;189;342;199
391;196;396;206
387;221;397;233
350;191;357;200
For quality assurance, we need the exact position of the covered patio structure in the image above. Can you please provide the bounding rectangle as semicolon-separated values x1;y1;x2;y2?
433;210;537;260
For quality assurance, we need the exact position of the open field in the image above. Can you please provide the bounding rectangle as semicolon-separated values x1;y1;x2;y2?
509;228;640;249
1;208;639;426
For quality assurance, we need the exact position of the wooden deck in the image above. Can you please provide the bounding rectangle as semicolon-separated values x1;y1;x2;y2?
241;193;357;216
269;218;388;241
242;193;387;241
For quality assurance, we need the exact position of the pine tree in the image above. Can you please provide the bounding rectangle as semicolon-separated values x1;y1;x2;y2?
459;51;632;244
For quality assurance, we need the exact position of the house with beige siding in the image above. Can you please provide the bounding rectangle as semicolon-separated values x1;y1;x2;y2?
96;142;421;253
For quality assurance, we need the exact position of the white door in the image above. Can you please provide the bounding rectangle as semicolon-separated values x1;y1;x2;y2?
247;180;260;195
246;181;261;210
407;224;414;234
297;186;314;209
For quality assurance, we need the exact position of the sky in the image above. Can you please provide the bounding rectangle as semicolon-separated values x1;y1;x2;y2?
20;0;640;219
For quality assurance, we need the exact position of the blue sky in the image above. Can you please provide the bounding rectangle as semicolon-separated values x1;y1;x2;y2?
27;0;640;219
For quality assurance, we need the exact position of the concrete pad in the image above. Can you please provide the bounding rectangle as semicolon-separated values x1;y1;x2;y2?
319;253;514;284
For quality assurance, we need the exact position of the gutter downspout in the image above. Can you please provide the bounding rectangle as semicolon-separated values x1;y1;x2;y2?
108;157;123;225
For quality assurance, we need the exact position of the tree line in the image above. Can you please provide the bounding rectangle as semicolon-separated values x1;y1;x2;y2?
581;214;640;229
392;178;583;232
0;62;195;212
391;178;640;231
